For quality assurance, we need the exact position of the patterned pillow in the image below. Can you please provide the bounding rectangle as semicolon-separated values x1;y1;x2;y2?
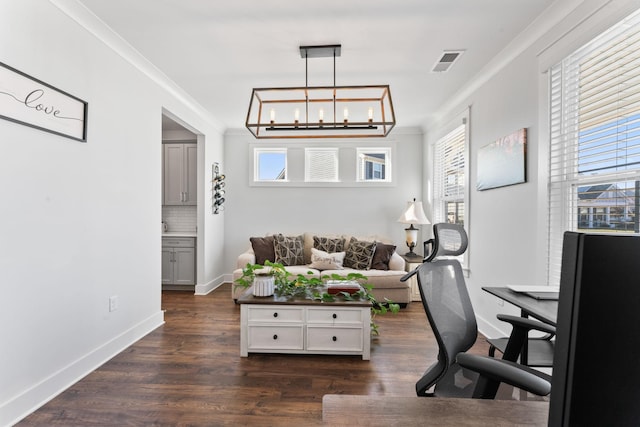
250;235;275;265
313;236;345;253
370;243;397;270
344;237;377;270
273;234;305;266
309;248;346;270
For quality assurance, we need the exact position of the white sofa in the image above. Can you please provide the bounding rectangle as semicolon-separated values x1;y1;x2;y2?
232;233;411;305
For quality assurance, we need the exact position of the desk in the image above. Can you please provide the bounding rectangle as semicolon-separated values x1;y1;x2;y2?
483;286;557;367
482;287;558;326
322;395;549;426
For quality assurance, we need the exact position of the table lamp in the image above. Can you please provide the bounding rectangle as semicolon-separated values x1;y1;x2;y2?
398;198;430;257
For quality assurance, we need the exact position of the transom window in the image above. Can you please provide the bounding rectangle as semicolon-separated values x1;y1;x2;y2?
357;148;391;182
254;148;287;181
305;148;339;182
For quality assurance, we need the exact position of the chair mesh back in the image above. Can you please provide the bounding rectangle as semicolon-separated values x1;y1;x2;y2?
415;223;476;396
425;223;468;262
416;260;477;387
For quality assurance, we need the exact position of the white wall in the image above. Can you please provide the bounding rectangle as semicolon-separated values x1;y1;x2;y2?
423;0;640;338
222;128;424;272
0;1;224;424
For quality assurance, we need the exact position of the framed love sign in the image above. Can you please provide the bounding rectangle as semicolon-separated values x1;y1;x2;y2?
0;61;88;142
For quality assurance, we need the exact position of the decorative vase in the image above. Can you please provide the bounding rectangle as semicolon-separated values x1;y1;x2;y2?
253;274;275;297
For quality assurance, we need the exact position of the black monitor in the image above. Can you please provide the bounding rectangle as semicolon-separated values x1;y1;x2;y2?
549;232;640;426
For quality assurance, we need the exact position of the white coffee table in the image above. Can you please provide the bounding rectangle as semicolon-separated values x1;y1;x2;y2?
238;290;373;360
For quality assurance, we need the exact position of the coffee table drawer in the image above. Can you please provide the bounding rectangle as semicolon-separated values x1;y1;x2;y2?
247;325;304;350
247;306;304;322
307;326;363;352
307;307;364;324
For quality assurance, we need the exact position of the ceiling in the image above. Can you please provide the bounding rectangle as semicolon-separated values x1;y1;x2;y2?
77;0;559;131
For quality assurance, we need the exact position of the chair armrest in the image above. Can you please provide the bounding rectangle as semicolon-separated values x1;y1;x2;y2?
456;353;551;397
400;268;418;282
497;314;556;335
494;314;556;362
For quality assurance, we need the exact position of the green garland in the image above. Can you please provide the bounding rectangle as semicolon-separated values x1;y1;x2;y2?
234;260;400;335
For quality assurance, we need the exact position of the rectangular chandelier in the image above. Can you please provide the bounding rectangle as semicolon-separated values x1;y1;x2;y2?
245;45;396;139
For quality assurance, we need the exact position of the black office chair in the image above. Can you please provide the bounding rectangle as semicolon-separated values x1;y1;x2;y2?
402;223;551;399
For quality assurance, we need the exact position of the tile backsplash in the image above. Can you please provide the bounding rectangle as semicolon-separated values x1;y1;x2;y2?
162;206;197;232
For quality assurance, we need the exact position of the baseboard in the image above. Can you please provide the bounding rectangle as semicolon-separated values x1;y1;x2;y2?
194;274;228;295
476;313;507;340
2;311;165;427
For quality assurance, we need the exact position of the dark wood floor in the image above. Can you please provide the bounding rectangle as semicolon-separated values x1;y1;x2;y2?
19;284;494;426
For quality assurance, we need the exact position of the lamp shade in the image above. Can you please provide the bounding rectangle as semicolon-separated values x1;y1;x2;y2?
398;199;430;225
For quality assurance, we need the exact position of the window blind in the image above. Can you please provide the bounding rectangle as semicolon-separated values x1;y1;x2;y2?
305;148;339;182
433;124;466;224
548;9;640;284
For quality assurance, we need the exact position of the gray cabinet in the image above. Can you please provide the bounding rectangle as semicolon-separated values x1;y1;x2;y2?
162;237;195;285
163;143;197;205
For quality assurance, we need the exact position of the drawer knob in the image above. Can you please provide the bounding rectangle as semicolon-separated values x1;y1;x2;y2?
273;312;278;318
332;313;337;319
332;336;337;342
273;334;278;340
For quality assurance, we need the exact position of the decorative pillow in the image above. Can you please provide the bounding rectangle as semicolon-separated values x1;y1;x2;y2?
309;248;346;270
343;237;377;270
250;235;275;265
273;234;305;266
313;236;345;254
370;243;397;270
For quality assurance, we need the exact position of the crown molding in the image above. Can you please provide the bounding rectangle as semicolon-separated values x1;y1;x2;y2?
49;0;225;133
425;0;585;130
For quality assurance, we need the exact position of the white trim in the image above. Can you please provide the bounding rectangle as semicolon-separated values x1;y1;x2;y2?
49;0;224;132
194;276;227;295
2;311;164;426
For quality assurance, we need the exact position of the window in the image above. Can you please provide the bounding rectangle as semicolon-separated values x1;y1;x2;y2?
357;148;391;182
250;144;394;186
305;148;339;182
548;9;640;284
255;148;287;181
433;122;467;226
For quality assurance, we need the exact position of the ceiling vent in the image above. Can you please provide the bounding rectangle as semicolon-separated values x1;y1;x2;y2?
432;50;465;73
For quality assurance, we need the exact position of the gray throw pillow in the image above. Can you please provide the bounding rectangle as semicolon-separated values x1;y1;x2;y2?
344;237;377;270
250;235;275;265
370;243;397;270
313;236;345;253
273;234;305;266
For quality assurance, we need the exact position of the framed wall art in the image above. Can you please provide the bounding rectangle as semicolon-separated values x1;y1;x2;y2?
476;128;527;191
0;61;88;142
